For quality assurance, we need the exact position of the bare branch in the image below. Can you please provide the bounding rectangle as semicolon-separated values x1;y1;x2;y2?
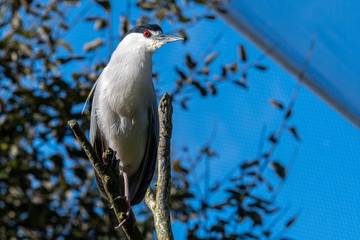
145;188;156;213
145;93;174;240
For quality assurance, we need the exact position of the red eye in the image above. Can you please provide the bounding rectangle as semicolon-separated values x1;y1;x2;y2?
143;30;150;37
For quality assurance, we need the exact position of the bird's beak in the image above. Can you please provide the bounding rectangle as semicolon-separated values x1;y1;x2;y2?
153;34;184;43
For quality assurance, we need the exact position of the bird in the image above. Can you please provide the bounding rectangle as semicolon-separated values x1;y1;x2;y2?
83;23;183;225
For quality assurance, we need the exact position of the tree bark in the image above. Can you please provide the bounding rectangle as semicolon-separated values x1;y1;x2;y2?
145;93;174;240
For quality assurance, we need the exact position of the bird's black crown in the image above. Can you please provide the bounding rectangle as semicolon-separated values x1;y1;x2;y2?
121;24;163;41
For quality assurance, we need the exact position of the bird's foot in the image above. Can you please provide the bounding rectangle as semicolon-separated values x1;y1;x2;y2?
103;150;120;173
114;195;136;228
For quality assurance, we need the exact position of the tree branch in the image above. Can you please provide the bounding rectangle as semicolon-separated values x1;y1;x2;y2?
145;93;174;240
68;120;143;240
145;187;156;213
68;93;174;239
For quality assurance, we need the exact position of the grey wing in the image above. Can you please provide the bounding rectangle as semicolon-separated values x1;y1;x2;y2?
128;98;159;206
90;83;110;201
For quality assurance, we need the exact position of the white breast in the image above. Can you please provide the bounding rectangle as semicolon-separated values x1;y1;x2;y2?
96;34;156;174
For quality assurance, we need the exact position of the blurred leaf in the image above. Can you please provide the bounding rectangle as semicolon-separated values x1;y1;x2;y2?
247;211;262;226
288;127;300;141
179;16;191;22
255;64;267;71
233;80;248;89
210;183;220;193
241;159;259;169
285;215;298;229
239;44;247;62
137;1;156;11
212;202;227;210
268;134;278;143
83;38;104;52
194;0;207;4
263;231;271;237
74;167;87;180
0;169;10;179
65;0;80;6
175;68;187;79
269;99;284;110
285;108;293;119
204;14;216;20
85;16;101;21
180;97;189;110
206;82;217;95
173;160;188;173
231;62;238;72
205;52;218;65
185;54;197;69
95;0;111;12
121;16;130;34
56;39;73;52
270;161;286;180
221;66;227;77
56;56;85;64
216;7;227;14
178;30;188;42
198;66;209;75
188;80;207;96
243;232;259;239
94;18;108;30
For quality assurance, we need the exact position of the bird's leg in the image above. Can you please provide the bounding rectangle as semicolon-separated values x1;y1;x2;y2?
102;152;107;164
114;166;136;228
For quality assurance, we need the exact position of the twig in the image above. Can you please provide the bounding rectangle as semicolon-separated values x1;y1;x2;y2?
145;93;174;240
67;120;143;240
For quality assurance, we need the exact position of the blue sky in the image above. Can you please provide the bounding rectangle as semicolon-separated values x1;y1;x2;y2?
64;1;360;239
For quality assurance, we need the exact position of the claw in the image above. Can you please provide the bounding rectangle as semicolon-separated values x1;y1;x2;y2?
114;207;136;228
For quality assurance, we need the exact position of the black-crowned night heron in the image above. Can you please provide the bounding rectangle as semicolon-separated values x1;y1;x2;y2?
83;23;182;225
